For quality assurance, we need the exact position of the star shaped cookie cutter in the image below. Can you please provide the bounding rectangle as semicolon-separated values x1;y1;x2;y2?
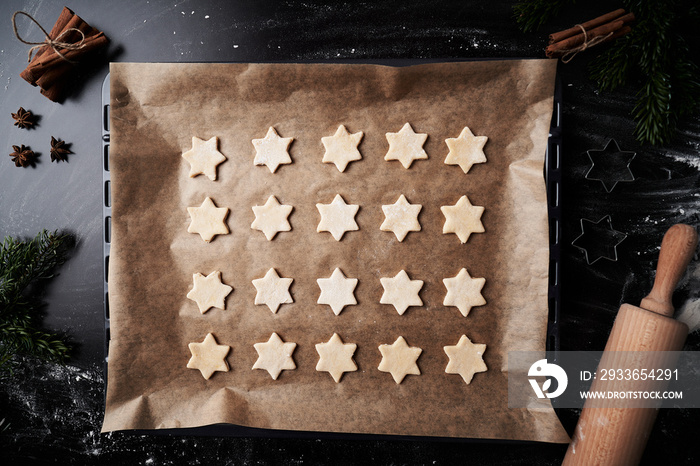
584;139;636;193
571;215;628;265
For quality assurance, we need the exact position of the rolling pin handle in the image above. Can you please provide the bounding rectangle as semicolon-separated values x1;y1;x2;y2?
639;224;698;317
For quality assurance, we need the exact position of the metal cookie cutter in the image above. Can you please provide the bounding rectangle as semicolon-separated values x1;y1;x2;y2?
572;215;628;264
585;139;636;193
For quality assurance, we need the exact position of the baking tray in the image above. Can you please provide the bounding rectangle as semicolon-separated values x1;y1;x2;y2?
100;63;562;438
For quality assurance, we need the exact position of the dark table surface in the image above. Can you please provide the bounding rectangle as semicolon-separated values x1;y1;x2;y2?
1;1;698;464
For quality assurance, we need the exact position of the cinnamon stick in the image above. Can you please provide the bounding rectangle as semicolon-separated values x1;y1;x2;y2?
28;6;73;65
17;7;108;102
549;9;626;44
546;11;635;59
608;26;632;42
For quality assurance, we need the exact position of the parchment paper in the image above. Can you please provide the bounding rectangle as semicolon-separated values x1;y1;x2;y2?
103;61;569;443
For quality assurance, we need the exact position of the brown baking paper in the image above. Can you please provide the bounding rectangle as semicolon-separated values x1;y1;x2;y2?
103;61;569;443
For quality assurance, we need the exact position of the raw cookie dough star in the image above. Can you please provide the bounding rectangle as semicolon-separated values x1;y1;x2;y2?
187;333;230;380
379;269;423;315
252;268;293;313
251;195;293;240
187;197;230;242
182;136;227;181
444;335;487;384
321;124;363;172
384;122;428;169
444;127;488;174
315;333;358;383
253;332;297;380
380;194;422;242
317;267;358;316
378;336;422;384
186;271;233;314
441;195;484;244
252;126;293;173
443;268;486;317
316;194;359;241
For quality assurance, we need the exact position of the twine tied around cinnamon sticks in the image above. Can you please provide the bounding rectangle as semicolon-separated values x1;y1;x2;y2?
546;9;635;62
12;11;85;63
13;7;109;102
559;25;613;63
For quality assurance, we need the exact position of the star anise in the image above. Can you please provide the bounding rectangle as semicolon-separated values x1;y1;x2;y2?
50;136;72;163
10;144;36;168
11;107;35;129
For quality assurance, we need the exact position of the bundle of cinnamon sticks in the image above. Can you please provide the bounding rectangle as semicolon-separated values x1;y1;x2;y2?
546;9;635;60
17;7;109;102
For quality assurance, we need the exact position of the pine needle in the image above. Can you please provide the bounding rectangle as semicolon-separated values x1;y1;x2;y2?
0;230;72;376
514;0;575;33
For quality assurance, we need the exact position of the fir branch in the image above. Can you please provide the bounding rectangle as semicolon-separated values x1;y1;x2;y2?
625;0;700;144
514;0;575;33
671;37;700;118
515;0;700;146
1;325;71;362
633;70;674;145
589;33;634;92
0;230;72;376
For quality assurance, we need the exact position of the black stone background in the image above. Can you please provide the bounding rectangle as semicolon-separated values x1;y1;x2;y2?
0;1;698;464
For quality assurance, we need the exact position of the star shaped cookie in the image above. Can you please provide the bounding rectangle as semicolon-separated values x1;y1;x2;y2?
444;127;488;174
316;194;359;241
444;335;487;384
251;195;293;240
380;194;422;242
443;268;486;317
441;195;484;244
317;268;358;315
252;126;293;173
384;123;428;169
315;333;358;383
187;197;230;242
321;124;363;172
378;336;422;384
380;269;423;315
186;271;233;314
253;332;297;380
182;136;226;181
252;268;293;313
187;333;230;380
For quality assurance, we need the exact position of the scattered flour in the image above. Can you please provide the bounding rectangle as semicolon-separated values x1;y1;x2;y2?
677;260;700;332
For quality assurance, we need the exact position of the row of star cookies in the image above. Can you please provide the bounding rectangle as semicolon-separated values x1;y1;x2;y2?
188;332;487;385
188;193;485;243
182;123;488;177
187;267;486;317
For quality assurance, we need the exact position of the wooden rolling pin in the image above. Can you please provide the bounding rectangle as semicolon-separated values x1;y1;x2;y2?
562;224;698;466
